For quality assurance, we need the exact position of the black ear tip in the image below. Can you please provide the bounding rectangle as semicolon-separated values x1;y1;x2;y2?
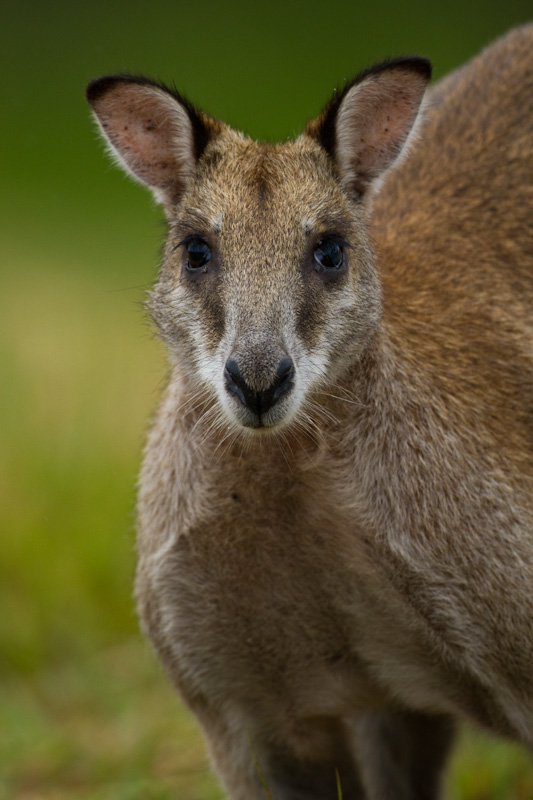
405;56;432;81
86;74;149;105
365;56;432;84
86;75;120;105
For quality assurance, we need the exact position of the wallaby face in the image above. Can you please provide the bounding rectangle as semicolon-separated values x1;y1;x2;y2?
152;133;381;432
88;61;427;433
87;25;533;800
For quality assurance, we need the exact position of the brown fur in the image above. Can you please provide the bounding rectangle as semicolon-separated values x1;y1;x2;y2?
88;26;533;799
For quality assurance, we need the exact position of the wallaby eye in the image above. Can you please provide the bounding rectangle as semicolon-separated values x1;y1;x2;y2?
314;238;344;272
186;238;211;271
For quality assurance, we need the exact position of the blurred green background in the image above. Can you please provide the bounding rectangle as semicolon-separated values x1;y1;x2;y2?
1;0;532;797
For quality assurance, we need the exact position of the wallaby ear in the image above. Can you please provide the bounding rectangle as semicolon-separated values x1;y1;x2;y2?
306;57;431;198
86;75;214;207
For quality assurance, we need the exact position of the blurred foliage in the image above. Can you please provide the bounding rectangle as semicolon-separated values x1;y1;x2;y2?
1;0;532;795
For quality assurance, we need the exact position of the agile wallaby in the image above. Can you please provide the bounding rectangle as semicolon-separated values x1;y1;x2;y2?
87;24;533;800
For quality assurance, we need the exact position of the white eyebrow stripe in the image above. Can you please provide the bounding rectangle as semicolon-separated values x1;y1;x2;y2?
302;216;316;235
211;215;223;234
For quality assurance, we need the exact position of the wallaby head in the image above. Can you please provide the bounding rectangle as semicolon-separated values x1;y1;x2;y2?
87;60;429;433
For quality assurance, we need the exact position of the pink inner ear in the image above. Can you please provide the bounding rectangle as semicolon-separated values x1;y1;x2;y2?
92;83;194;200
336;70;428;194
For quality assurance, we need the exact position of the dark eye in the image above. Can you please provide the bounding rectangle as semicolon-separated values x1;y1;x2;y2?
186;238;211;271
314;238;344;271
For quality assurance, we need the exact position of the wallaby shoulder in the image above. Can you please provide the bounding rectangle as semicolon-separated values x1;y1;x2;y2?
369;25;533;482
373;23;533;292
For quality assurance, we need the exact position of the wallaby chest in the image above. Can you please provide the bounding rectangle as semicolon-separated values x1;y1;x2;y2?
138;409;383;706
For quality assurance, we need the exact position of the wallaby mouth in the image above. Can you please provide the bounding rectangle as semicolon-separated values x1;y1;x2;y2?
223;355;295;429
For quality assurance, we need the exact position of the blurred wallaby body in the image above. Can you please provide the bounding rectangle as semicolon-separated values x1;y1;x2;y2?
88;25;533;800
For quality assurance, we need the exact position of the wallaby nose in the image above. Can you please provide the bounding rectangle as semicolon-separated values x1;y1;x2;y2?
224;357;294;418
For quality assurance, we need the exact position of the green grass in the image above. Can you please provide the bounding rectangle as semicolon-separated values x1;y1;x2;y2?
0;639;220;800
0;263;158;675
448;729;533;800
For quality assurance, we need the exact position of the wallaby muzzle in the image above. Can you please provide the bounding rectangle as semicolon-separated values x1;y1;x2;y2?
224;356;294;421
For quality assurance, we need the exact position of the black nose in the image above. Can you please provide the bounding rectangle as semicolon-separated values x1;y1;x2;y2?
224;357;294;418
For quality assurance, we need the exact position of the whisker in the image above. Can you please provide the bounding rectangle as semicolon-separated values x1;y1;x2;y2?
190;404;217;443
305;356;367;409
307;399;338;426
320;390;365;408
276;430;297;476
